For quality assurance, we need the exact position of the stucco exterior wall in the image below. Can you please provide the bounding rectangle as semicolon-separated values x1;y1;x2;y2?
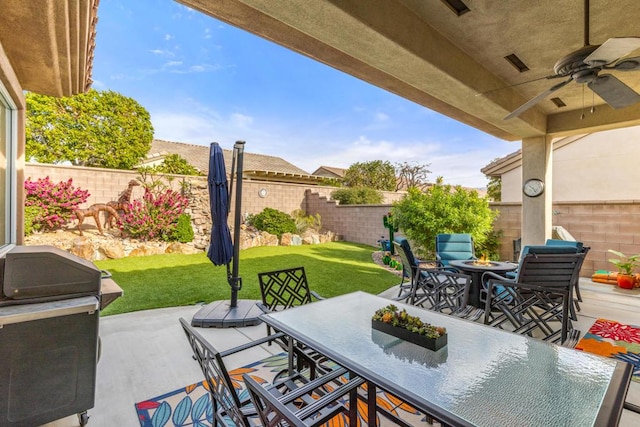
500;127;640;203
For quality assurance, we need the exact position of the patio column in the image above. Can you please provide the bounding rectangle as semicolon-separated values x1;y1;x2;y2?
521;135;553;246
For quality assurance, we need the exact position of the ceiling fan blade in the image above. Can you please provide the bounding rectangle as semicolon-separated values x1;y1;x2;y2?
503;78;573;120
613;56;640;71
588;74;640;108
584;37;640;66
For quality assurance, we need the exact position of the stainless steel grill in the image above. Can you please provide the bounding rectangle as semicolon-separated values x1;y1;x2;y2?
0;245;101;427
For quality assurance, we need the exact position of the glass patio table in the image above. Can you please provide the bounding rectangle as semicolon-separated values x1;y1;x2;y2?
260;291;632;427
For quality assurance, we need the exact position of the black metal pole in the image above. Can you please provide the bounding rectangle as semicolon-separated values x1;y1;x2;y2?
229;141;245;308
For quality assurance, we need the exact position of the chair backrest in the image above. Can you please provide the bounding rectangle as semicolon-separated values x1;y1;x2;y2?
258;267;313;311
515;245;578;279
393;238;419;280
516;252;586;287
435;233;475;266
178;318;247;427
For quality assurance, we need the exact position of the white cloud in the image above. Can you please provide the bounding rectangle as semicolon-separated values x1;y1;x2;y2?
149;49;173;56
375;112;389;121
148;101;515;186
164;34;174;41
204;28;212;39
164;60;182;67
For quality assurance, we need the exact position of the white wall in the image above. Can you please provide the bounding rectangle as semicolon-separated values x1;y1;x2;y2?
501;126;640;202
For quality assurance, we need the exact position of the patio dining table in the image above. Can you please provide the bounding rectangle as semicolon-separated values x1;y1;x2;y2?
260;291;632;427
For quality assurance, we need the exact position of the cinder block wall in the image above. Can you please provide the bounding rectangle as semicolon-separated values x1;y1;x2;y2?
491;201;640;277
305;190;402;247
25;164;148;205
24;164;403;249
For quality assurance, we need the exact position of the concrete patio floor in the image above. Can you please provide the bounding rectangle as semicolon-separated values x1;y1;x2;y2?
45;280;640;427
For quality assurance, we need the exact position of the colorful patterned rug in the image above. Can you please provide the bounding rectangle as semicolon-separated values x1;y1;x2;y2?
575;318;640;382
135;353;425;427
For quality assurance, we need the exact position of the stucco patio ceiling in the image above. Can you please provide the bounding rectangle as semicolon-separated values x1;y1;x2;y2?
0;0;98;97
177;0;640;141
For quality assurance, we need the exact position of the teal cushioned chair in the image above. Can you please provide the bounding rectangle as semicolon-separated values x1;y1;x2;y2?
435;233;476;267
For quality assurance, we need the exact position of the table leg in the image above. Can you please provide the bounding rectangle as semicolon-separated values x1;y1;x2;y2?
367;381;377;427
468;271;482;308
287;337;295;377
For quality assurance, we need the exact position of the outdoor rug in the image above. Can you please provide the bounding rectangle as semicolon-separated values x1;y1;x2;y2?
135;353;426;427
575;318;640;382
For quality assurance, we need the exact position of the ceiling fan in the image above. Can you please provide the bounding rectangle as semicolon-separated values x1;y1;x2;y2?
504;0;640;120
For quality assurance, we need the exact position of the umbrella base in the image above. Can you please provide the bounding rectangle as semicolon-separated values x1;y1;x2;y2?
191;299;262;328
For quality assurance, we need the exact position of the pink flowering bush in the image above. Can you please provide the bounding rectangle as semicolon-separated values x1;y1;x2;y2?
24;177;90;231
119;187;189;241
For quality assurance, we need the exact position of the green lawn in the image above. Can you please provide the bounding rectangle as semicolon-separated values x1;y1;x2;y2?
96;241;399;316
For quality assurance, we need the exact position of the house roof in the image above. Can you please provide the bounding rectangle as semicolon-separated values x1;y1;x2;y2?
312;166;346;179
0;0;98;97
145;139;326;184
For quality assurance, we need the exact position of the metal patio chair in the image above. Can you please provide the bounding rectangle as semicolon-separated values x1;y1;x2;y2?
257;267;330;376
179;317;339;427
392;237;437;300
244;372;364;427
482;252;586;345
411;267;484;321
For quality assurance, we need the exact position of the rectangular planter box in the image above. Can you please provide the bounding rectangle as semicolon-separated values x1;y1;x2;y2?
372;320;447;351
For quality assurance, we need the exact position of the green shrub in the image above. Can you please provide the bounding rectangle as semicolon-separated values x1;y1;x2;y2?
251;208;297;238
331;186;383;205
392;182;497;258
292;209;322;233
24;205;43;236
170;214;195;243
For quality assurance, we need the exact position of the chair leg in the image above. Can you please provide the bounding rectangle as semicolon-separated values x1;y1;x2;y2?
575;279;583;302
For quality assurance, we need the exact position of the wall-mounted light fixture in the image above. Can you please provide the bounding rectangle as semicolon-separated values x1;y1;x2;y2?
258;188;268;198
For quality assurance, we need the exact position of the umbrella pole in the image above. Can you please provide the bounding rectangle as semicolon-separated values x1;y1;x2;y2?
229;141;245;308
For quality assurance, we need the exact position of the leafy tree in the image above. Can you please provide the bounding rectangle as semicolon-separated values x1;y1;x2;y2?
343;160;396;191
331;187;384;205
144;154;201;175
395;161;431;190
391;179;497;258
26;89;154;169
486;175;501;201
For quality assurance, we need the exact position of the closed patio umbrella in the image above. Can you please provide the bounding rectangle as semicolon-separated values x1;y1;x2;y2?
193;141;257;326
207;142;233;267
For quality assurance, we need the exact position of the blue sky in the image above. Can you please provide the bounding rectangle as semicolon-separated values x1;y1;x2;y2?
93;0;518;187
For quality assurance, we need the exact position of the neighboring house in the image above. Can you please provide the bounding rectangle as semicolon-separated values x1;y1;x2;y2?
482;126;640;203
141;139;327;185
312;166;346;179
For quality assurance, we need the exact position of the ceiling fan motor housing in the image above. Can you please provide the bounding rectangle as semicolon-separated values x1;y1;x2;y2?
553;45;601;76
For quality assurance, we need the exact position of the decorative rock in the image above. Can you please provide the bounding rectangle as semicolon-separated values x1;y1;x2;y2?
290;235;303;246
100;241;125;259
261;231;279;246
70;237;95;261
129;244;161;257
280;233;294;246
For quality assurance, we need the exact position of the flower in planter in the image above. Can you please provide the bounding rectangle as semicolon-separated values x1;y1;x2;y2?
372;304;446;338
